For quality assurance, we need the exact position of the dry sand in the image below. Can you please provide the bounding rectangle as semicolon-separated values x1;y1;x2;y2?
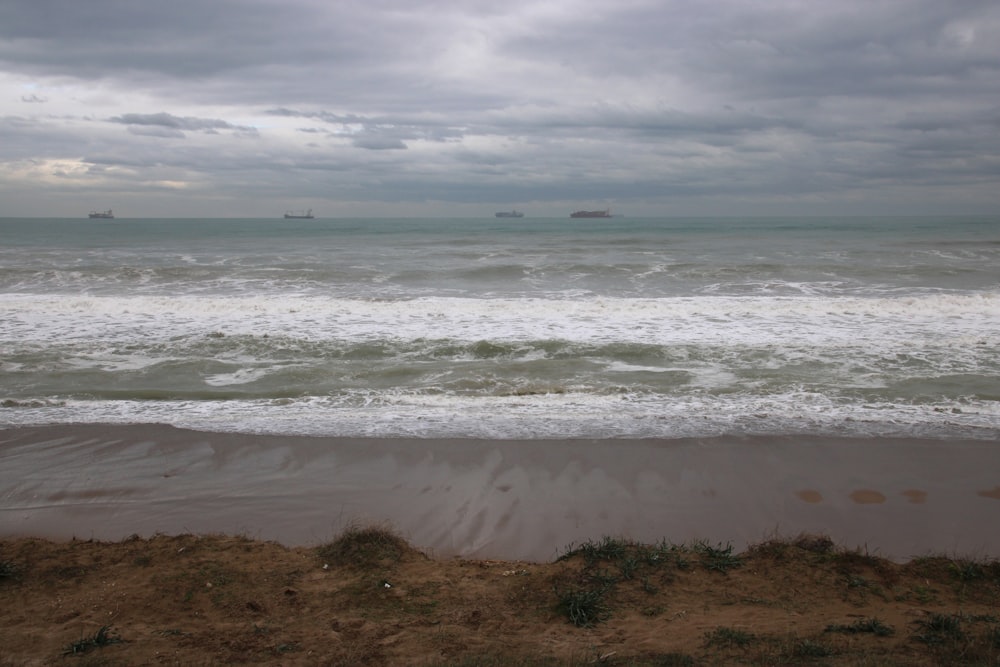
2;424;999;561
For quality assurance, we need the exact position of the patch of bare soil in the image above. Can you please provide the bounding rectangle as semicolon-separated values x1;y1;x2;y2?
2;529;1000;666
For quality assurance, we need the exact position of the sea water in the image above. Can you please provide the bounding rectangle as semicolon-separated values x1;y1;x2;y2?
1;216;998;440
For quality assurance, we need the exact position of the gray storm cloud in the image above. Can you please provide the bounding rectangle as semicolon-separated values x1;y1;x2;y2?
1;0;998;216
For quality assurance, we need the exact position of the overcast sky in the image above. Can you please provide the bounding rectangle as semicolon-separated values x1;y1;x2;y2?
1;0;998;217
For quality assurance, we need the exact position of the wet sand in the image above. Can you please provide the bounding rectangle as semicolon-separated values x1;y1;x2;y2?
1;424;998;561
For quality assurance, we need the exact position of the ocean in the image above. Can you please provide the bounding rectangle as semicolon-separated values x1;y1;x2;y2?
2;215;998;441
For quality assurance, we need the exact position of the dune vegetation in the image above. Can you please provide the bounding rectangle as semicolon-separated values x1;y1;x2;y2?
2;525;1000;665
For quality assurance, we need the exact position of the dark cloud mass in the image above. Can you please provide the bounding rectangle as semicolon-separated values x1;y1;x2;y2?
0;0;998;216
109;113;257;137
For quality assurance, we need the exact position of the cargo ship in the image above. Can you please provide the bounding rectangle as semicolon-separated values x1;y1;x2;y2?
284;209;314;219
569;208;611;218
495;210;524;218
88;209;114;219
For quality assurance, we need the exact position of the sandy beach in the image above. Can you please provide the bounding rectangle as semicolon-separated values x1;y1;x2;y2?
2;424;998;561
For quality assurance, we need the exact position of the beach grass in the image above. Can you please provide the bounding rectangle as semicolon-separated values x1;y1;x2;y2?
315;521;418;568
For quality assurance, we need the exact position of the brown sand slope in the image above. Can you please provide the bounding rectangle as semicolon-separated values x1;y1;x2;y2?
2;528;1000;666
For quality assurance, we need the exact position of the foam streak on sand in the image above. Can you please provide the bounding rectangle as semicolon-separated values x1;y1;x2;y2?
2;424;999;561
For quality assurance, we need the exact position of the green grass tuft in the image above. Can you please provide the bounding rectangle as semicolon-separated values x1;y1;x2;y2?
950;559;988;582
316;523;415;569
912;613;965;645
0;560;19;581
703;626;757;648
693;541;743;573
555;585;610;628
62;625;123;656
558;536;631;565
825;617;894;637
792;639;833;658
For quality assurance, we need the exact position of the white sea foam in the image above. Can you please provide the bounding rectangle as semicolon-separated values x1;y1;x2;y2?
203;368;274;386
606;362;678;373
3;391;998;440
2;292;997;348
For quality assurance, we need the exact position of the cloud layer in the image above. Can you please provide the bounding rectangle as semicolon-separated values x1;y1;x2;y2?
1;0;999;216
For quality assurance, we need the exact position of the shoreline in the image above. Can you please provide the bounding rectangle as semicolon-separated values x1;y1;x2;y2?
2;423;999;562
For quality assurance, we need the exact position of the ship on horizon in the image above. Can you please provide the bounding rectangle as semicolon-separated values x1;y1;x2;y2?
284;209;314;219
569;208;611;218
495;210;524;218
88;209;114;219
